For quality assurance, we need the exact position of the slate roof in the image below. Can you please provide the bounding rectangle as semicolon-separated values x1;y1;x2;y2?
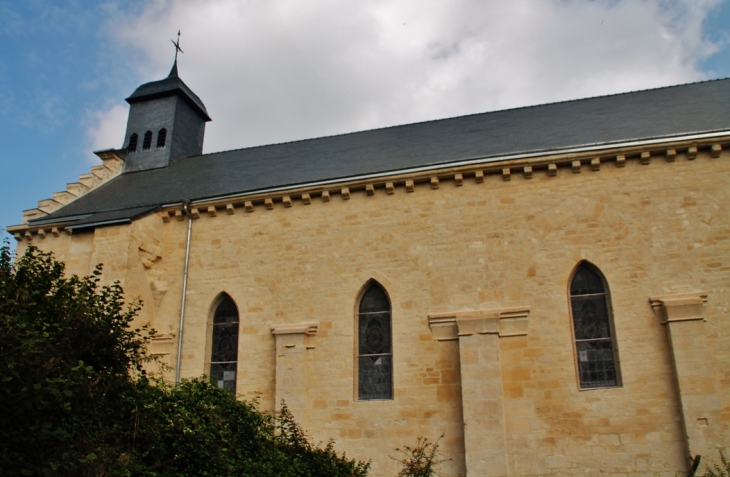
28;77;730;229
126;62;211;121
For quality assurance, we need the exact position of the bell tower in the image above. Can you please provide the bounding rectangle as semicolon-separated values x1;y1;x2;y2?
121;34;211;172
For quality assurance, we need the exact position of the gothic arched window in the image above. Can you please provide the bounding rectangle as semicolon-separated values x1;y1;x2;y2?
210;295;239;393
569;262;620;389
142;130;153;151
156;128;167;148
357;282;393;400
127;133;138;153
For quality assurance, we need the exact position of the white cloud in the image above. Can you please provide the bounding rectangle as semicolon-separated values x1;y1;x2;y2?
85;104;128;164
85;0;722;156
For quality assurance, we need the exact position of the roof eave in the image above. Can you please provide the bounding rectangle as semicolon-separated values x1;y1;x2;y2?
164;129;730;208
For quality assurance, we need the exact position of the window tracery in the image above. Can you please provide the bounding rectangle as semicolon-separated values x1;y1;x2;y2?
357;282;393;400
210;295;239;393
569;262;620;389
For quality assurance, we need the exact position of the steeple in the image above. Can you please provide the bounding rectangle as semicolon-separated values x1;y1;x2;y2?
120;32;210;173
168;30;182;78
168;60;179;78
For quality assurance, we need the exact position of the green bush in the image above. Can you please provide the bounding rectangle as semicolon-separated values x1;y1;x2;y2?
392;436;447;477
0;244;368;477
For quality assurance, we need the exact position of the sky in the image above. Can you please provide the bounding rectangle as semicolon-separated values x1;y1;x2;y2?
1;0;730;243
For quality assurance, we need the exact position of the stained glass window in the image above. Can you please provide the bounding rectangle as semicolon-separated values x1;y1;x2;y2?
357;283;393;400
570;263;620;389
210;295;238;393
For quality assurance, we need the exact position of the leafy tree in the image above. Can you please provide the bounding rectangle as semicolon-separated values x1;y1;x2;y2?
0;244;151;475
0;244;368;477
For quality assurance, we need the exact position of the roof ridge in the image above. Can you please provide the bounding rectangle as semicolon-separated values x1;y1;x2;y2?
194;76;730;159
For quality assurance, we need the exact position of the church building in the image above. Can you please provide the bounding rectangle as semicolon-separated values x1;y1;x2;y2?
8;61;730;476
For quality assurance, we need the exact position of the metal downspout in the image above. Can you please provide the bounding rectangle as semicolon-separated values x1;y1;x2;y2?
175;200;193;384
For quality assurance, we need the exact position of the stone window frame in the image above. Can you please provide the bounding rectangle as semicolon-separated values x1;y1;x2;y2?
568;261;622;390
354;280;394;401
207;292;240;394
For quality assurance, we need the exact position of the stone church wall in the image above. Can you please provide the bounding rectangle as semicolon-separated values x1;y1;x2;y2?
18;146;730;476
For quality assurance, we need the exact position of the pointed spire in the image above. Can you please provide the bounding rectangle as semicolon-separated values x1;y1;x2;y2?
168;59;179;78
169;30;183;78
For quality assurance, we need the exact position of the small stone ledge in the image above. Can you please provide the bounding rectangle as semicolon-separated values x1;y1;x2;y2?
38;198;63;215
271;322;319;336
650;292;708;324
149;332;175;357
427;306;530;341
20;150;124;224
23;208;48;223
52;191;77;205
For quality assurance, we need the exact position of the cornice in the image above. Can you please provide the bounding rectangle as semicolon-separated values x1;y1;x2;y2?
158;138;727;223
11;137;729;239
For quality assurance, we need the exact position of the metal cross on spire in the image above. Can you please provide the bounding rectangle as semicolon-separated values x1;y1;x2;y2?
171;30;184;62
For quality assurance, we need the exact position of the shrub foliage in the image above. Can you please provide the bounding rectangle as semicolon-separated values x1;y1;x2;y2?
0;244;368;477
392;436;447;477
